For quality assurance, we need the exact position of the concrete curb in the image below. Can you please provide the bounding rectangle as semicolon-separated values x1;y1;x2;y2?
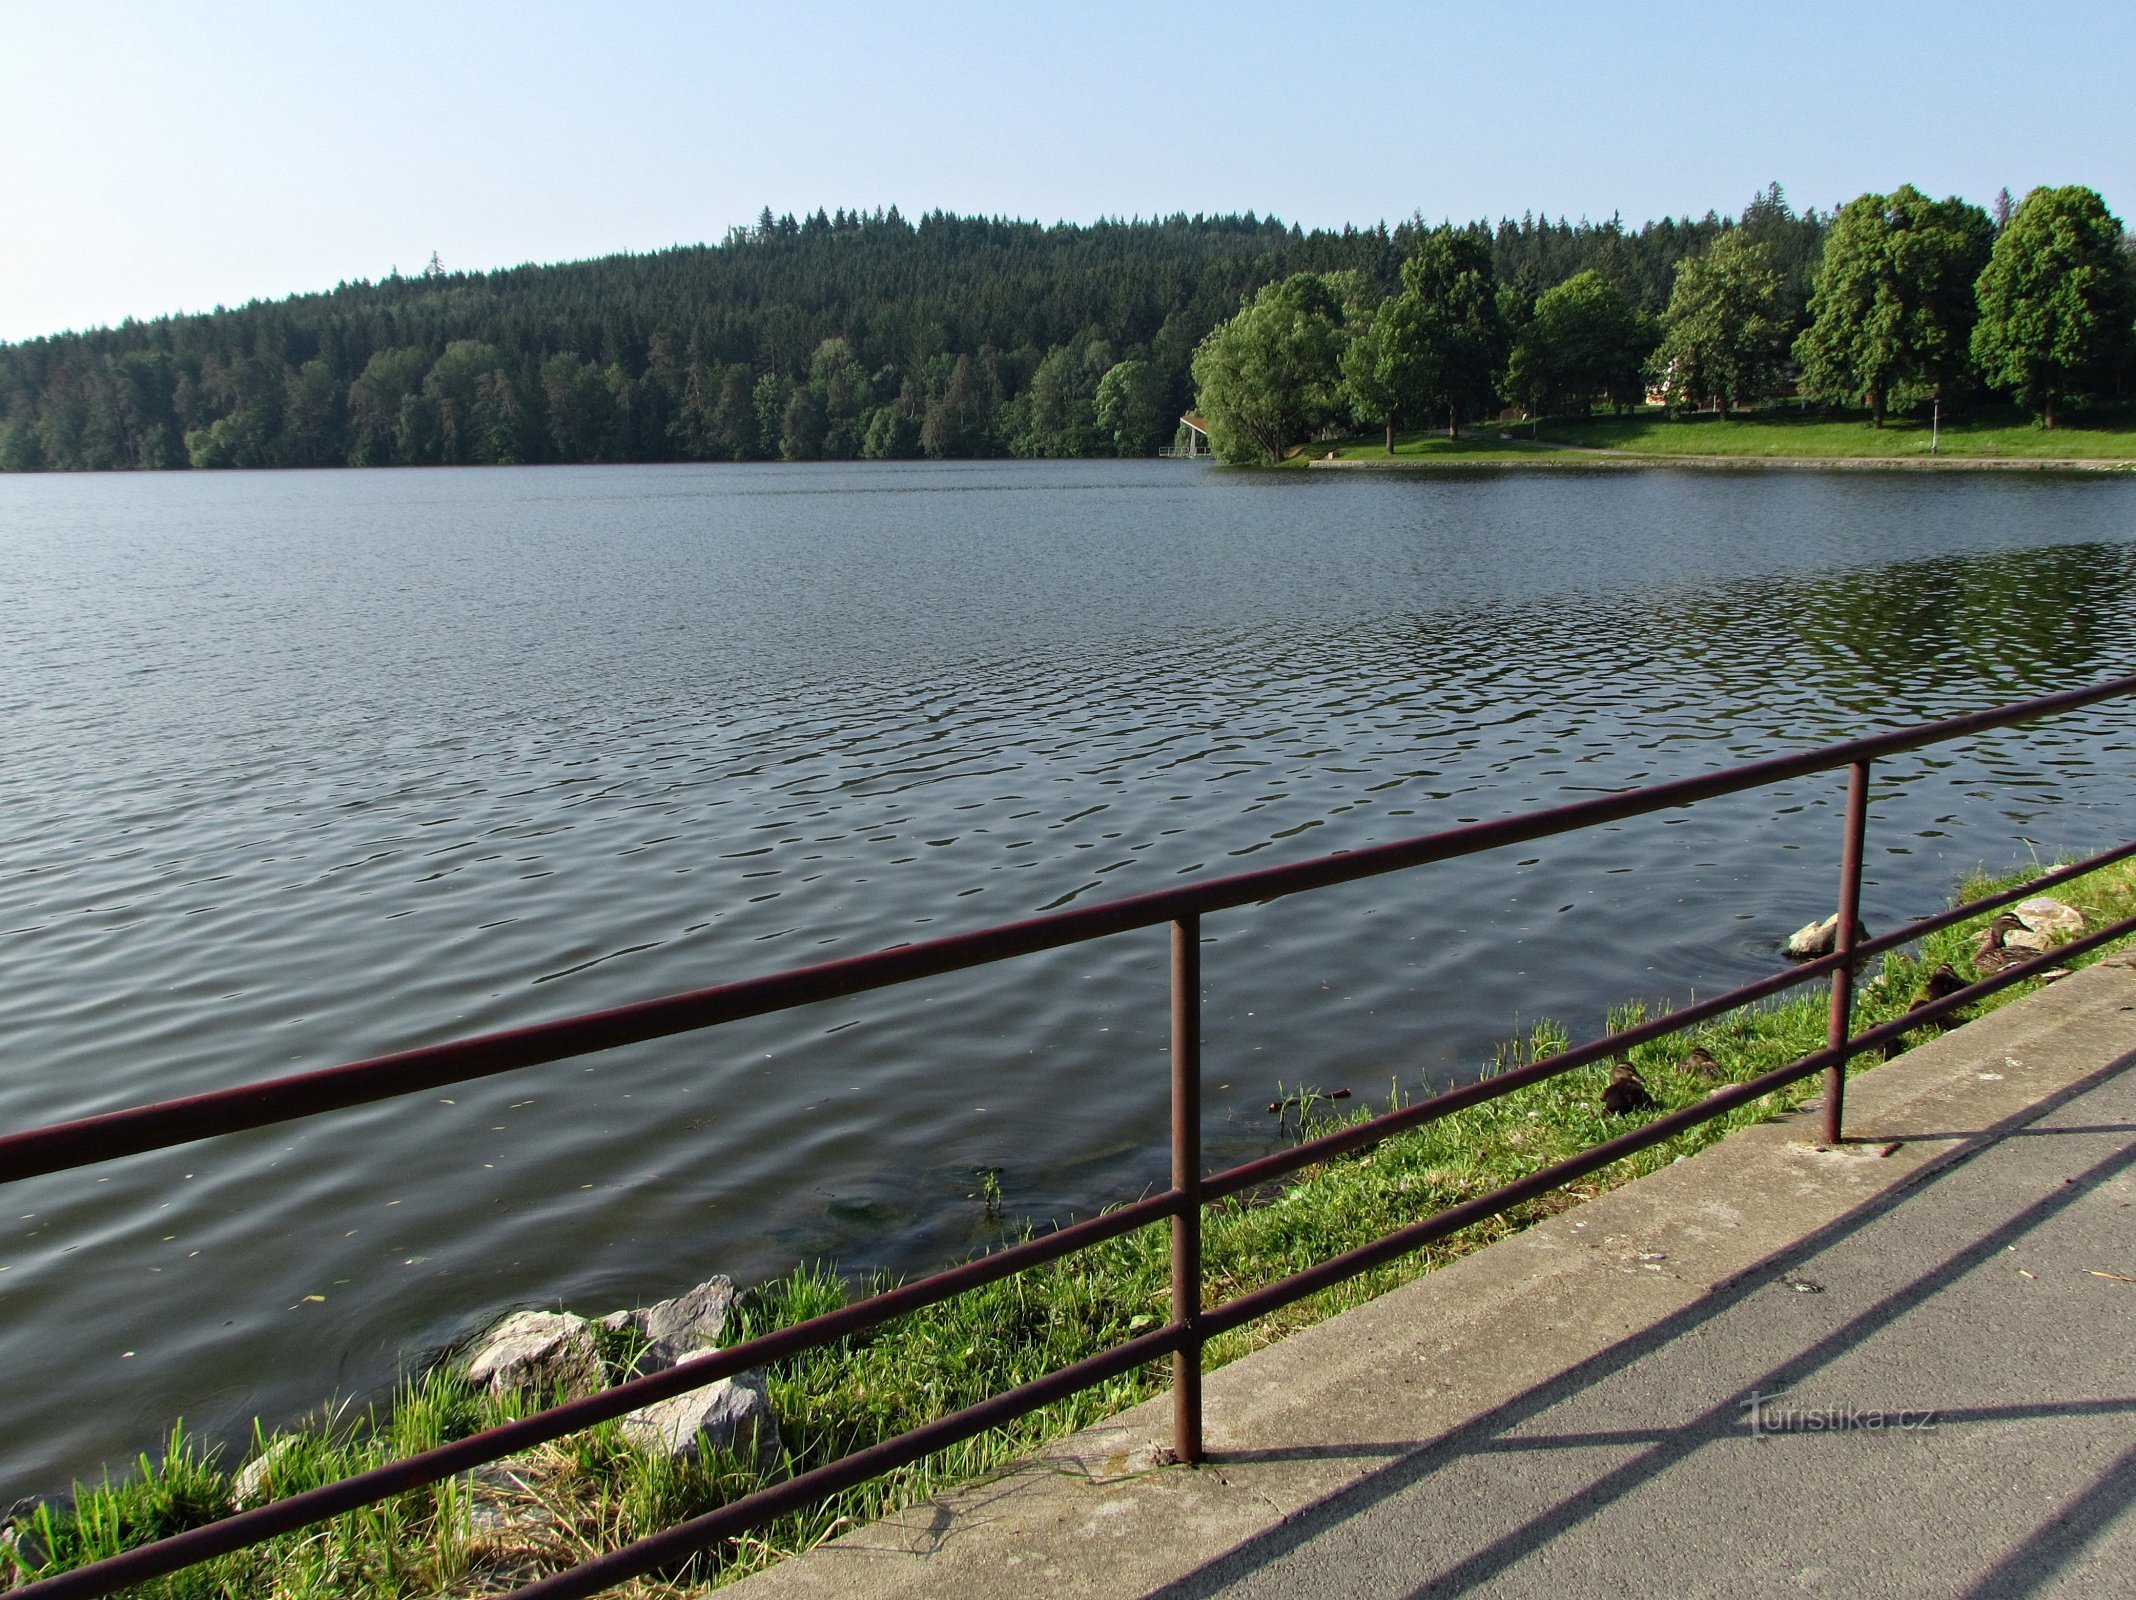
1304;452;2134;473
727;957;2136;1598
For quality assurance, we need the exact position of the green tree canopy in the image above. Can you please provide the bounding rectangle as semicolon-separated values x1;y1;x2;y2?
1337;299;1411;454
1648;232;1787;415
1396;228;1508;437
1503;270;1653;419
1092;358;1170;456
1189;274;1346;464
1970;184;2135;427
1793;186;1993;424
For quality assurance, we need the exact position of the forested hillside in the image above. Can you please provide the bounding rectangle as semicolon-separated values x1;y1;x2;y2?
0;197;1793;472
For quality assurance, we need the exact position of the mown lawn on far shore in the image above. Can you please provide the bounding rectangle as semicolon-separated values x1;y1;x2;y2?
1275;431;1557;466
1295;402;2136;464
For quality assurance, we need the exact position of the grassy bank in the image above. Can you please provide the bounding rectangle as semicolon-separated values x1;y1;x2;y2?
10;859;2134;1598
1298;403;2136;465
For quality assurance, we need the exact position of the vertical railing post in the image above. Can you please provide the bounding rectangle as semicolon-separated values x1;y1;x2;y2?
1170;915;1204;1464
1824;759;1871;1146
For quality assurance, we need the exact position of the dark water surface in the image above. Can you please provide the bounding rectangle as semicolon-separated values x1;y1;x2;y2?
2;460;2132;1491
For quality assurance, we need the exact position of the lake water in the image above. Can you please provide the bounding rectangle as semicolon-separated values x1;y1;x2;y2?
2;459;2133;1493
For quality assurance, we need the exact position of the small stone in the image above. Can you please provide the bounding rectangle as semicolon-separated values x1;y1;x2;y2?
232;1436;301;1507
463;1457;558;1539
1785;916;1836;958
2002;927;2053;953
3;1497;60;1569
620;1369;780;1465
1784;915;1867;959
462;1310;603;1398
2015;896;2085;938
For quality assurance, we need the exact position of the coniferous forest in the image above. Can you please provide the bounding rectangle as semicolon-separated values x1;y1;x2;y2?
4;182;2127;473
0;196;1805;473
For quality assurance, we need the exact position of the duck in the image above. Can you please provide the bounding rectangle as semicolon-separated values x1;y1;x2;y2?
1678;1046;1724;1083
1601;1060;1658;1116
1972;913;2034;964
1974;918;2037;979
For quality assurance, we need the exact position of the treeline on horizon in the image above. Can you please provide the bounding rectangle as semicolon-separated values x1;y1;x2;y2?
1;183;2126;475
0;195;1815;473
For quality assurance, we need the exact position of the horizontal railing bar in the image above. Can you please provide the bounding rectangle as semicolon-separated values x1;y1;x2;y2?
9;1187;1187;1600
6;674;2132;1183
1204;835;2136;1200
506;1323;1190;1600
1202;904;2136;1343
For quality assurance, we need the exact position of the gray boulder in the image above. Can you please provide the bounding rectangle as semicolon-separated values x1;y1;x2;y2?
462;1310;603;1398
620;1368;780;1465
599;1276;735;1373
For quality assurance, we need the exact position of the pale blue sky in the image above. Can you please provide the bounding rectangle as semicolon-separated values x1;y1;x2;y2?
2;1;2129;343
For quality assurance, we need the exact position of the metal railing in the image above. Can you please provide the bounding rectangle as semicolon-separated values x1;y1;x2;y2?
6;673;2136;1600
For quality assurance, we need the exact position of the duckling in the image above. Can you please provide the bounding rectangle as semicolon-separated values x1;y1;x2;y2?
1678;1046;1724;1083
1601;1060;1658;1116
1885;964;1972;1061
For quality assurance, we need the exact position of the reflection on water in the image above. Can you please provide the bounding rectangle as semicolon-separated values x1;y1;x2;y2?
0;461;2132;1491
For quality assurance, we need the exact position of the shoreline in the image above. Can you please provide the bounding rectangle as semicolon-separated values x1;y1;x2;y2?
1304;449;2136;473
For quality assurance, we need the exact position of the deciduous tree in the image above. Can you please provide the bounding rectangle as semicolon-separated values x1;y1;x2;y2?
1503;270;1653;418
1190;274;1346;464
1970;185;2135;428
1093;358;1170;456
1793;186;1993;424
1648;233;1786;415
1396;229;1508;437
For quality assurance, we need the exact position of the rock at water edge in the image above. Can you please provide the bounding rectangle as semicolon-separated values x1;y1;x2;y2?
599;1277;736;1373
463;1311;603;1398
620;1369;780;1465
2015;896;2085;938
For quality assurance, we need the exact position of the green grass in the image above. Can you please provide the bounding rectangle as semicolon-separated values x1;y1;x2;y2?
1278;432;1551;466
9;857;2134;1599
1298;403;2136;465
1536;402;2136;458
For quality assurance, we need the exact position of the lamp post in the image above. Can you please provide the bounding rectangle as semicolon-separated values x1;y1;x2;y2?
1930;397;1940;456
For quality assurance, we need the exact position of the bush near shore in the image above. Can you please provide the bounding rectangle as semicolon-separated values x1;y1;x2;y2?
9;859;2133;1599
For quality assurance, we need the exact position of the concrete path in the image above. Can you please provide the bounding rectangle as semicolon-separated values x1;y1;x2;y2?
727;957;2136;1600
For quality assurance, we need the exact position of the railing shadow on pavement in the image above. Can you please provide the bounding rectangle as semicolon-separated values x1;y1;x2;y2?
1140;1047;2136;1600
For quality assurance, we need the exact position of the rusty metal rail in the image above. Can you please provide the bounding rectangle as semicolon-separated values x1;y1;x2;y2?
5;672;2135;1600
